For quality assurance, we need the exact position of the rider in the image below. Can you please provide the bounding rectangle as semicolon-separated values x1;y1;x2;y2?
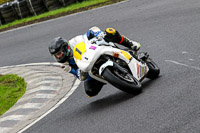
48;27;141;97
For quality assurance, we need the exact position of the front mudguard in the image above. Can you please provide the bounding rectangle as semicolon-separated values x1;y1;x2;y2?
99;60;114;76
99;60;129;76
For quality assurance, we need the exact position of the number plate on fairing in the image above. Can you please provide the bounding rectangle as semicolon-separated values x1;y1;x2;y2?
73;42;86;60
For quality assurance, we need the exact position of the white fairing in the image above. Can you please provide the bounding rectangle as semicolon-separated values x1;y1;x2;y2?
69;34;149;81
129;57;149;81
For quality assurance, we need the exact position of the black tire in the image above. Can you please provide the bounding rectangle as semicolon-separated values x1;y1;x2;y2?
146;61;160;79
1;8;13;14
14;4;31;18
48;5;61;10
102;67;142;94
34;6;46;12
2;12;15;18
45;1;62;11
0;13;5;24
30;0;43;6
19;1;27;6
45;0;61;5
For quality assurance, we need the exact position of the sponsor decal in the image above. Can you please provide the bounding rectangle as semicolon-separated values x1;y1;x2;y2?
89;46;97;50
137;63;140;78
73;42;86;60
137;63;147;78
76;48;82;55
120;50;131;60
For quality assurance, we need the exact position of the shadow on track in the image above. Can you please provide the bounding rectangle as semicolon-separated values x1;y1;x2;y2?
64;77;162;119
89;91;139;111
77;76;162;114
69;91;139;118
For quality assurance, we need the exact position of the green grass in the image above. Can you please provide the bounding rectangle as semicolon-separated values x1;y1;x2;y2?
0;0;118;30
0;74;26;116
0;0;12;4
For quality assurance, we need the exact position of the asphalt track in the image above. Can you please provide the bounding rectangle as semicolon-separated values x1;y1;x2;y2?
0;0;200;132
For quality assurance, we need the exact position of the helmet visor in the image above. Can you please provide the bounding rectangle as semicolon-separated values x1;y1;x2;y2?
52;45;71;62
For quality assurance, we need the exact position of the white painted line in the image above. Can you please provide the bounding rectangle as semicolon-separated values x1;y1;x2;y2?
33;80;61;86
31;93;55;99
26;86;60;94
34;94;56;99
12;69;32;76
0;69;19;75
0;115;27;122
165;60;200;71
0;62;62;69
19;71;41;77
26;76;62;84
182;51;188;54
0;69;8;73
26;74;60;79
189;59;194;61
0;127;11;133
18;93;55;102
26;78;43;84
17;79;81;133
20;71;58;79
10;103;44;113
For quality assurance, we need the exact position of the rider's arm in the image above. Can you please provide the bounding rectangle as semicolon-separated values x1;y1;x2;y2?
69;67;91;81
68;58;79;78
64;58;91;81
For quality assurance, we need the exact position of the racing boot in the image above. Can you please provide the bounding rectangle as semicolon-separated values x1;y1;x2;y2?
120;35;141;51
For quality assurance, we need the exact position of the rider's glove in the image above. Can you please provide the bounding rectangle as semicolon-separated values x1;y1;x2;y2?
130;41;141;51
63;65;90;81
78;69;88;81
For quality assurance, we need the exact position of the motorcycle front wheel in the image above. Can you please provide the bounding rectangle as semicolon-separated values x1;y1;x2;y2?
102;67;142;94
146;60;160;79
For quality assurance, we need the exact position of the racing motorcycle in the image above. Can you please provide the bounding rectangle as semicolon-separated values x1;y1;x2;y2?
73;34;160;94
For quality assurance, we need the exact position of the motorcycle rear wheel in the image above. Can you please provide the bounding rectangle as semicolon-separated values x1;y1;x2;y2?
102;67;142;94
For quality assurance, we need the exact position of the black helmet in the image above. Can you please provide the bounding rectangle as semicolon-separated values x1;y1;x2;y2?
49;37;71;63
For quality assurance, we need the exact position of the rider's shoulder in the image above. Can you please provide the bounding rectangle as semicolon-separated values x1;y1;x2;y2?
69;35;85;47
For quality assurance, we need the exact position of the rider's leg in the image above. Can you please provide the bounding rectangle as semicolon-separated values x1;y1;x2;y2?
104;28;141;51
84;78;104;97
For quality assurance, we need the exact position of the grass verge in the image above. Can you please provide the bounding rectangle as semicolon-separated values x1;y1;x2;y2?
0;0;124;32
0;74;26;116
0;0;12;5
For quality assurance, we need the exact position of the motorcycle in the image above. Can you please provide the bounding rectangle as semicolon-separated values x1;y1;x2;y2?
73;34;160;94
